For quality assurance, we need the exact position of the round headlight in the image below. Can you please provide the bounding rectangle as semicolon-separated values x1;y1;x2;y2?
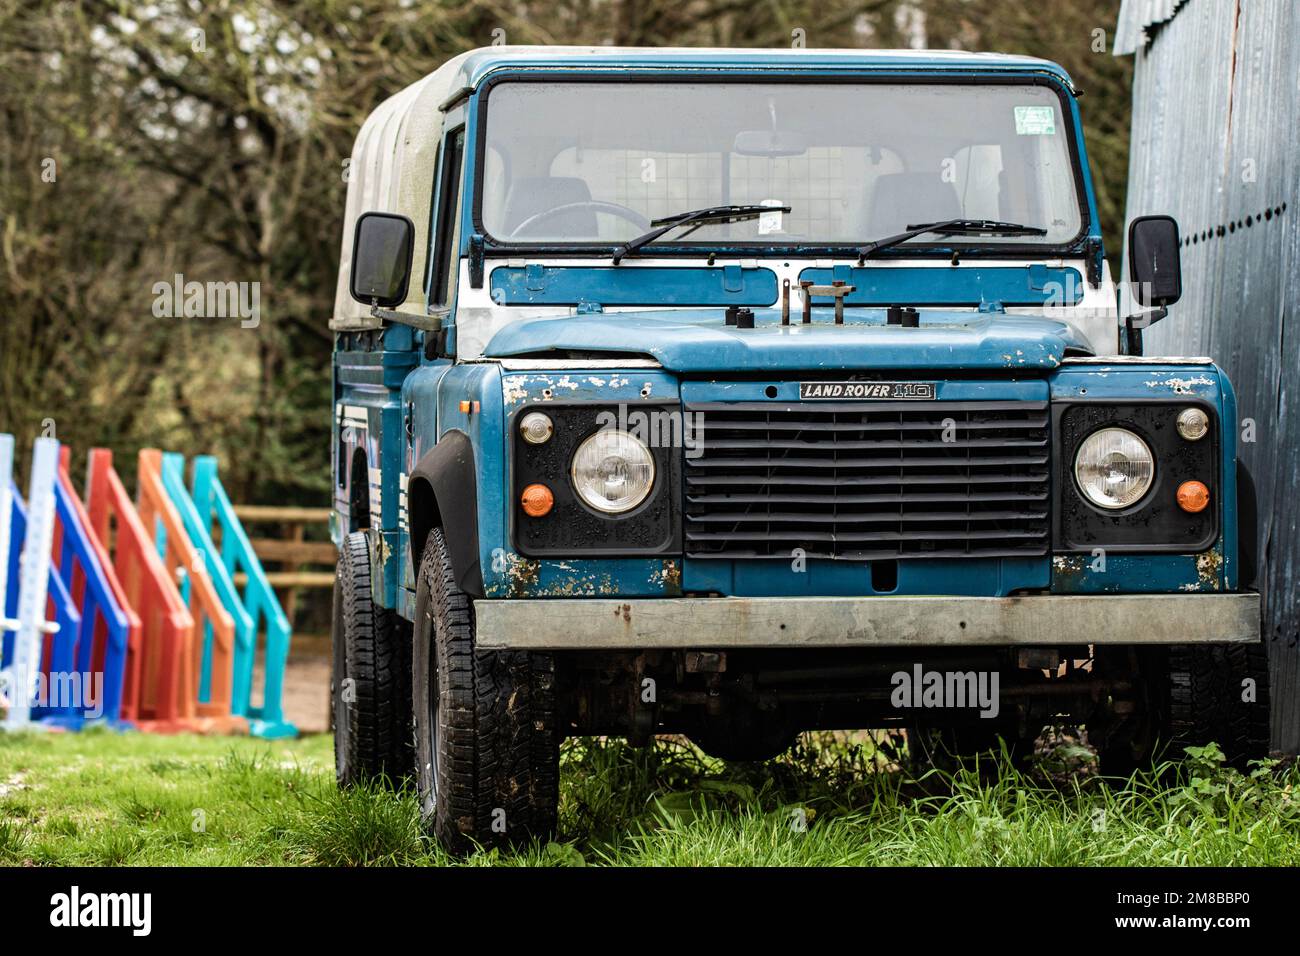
1073;427;1155;510
571;429;655;514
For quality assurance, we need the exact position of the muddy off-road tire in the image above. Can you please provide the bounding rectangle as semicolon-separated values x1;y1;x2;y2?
1095;644;1270;775
412;528;559;855
332;532;414;788
1165;644;1271;766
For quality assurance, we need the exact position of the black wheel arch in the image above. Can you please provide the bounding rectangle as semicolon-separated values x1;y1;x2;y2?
348;445;370;532
409;429;484;597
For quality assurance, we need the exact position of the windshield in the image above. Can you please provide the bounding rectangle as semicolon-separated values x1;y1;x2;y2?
479;80;1084;250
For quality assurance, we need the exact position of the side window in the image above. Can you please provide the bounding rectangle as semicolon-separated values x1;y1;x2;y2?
430;127;465;308
421;144;441;297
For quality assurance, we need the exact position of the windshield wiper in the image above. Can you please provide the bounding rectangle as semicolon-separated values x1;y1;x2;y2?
612;204;791;265
856;218;1047;265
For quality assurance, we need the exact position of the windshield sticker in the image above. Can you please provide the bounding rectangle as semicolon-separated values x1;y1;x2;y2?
758;199;784;235
1014;106;1056;136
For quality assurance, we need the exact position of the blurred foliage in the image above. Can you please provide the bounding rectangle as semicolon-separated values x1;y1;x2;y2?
0;0;1130;504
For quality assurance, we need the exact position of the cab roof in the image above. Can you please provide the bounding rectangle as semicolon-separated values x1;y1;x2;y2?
333;46;1079;330
446;46;1077;97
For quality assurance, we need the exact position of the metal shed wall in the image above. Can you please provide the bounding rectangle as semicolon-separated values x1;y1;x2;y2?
1117;0;1299;752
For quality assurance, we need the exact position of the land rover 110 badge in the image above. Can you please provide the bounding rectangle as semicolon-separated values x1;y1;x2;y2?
798;382;937;400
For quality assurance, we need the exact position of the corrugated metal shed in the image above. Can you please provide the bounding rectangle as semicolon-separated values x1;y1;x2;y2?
1114;0;1192;55
1117;0;1299;752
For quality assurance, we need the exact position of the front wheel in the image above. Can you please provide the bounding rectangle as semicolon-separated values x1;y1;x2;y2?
1093;644;1271;775
1165;643;1271;766
412;527;559;855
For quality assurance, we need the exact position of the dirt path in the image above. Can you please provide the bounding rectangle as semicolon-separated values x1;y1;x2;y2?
253;646;331;735
282;653;331;734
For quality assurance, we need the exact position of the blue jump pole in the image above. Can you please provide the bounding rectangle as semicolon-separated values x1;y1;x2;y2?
51;459;132;727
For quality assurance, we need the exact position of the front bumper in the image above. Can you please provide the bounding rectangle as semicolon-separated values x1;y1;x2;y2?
474;593;1260;650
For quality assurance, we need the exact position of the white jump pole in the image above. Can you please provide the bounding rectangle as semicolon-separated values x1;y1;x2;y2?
2;437;60;730
0;435;13;638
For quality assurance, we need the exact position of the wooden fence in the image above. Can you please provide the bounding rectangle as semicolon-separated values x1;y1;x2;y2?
231;505;334;621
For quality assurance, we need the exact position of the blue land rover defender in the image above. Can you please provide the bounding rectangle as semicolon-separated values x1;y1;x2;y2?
330;47;1269;853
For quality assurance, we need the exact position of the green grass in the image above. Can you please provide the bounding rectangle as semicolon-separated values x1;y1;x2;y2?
0;728;1296;866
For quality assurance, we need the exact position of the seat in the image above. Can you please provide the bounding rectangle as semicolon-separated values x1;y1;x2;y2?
866;172;963;236
500;176;598;237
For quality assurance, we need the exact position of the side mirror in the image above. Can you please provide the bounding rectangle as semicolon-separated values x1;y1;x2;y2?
1127;215;1182;314
349;212;415;308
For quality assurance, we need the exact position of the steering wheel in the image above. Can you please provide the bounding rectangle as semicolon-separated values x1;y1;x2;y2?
508;201;651;239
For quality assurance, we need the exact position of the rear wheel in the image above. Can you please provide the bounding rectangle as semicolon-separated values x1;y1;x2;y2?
332;531;413;788
412;528;559;855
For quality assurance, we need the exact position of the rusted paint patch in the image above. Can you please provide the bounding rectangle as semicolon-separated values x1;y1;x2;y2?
1196;549;1224;591
1143;375;1215;394
1001;346;1059;368
503;566;619;597
504;553;540;597
1051;553;1089;588
1052;554;1085;573
488;555;670;598
503;371;653;406
1053;550;1218;594
647;559;682;594
530;572;618;597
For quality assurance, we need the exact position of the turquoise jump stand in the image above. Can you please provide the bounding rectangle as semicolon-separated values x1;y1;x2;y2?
172;454;296;738
156;453;256;731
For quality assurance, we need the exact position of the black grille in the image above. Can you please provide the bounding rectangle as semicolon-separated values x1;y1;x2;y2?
684;400;1050;561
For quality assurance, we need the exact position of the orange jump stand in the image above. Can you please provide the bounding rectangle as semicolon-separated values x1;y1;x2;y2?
85;450;196;732
136;450;245;734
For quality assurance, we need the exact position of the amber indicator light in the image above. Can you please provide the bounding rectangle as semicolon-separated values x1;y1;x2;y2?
520;483;554;517
1176;480;1210;513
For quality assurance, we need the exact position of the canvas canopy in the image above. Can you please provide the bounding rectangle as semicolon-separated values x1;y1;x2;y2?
332;52;470;330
